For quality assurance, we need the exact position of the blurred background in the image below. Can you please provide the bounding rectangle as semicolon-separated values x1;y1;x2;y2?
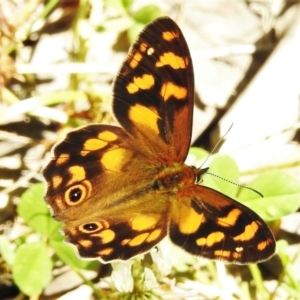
1;0;300;299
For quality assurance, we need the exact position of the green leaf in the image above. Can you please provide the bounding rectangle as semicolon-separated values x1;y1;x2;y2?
132;5;163;24
127;5;162;43
0;235;15;265
13;242;52;296
127;22;145;44
238;171;300;221
202;155;240;198
121;0;134;10
189;147;209;160
51;240;98;270
18;183;61;238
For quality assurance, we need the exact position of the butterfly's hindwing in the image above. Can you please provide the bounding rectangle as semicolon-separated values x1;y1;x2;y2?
64;209;168;261
170;186;275;264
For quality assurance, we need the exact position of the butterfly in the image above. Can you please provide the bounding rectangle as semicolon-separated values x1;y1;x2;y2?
43;16;275;264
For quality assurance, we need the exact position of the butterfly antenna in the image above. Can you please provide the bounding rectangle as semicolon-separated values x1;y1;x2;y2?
199;124;263;198
204;171;264;198
200;123;233;168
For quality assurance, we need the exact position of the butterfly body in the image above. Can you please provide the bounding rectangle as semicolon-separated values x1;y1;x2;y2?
43;17;275;264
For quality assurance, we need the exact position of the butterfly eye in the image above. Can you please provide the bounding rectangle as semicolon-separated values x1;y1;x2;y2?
65;181;92;205
195;174;201;183
194;167;208;183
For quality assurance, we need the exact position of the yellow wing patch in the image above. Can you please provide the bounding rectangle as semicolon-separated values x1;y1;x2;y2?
128;104;160;134
126;74;155;94
156;52;187;69
101;148;132;172
161;82;187;101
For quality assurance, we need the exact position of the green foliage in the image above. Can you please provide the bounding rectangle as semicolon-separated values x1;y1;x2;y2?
239;171;300;221
13;242;52;296
18;183;61;239
189;147;209;160
127;5;163;42
1;183;98;296
190;150;300;222
0;236;15;266
203;155;240;198
103;0;163;43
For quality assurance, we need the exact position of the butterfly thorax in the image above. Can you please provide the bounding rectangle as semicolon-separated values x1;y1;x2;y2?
152;163;202;194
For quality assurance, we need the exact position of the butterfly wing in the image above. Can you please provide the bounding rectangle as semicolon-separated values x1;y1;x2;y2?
62;185;169;262
113;17;194;163
43;16;194;262
43;124;169;261
169;185;275;264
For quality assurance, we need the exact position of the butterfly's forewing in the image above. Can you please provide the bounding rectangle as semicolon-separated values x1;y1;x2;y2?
113;17;194;163
170;185;275;264
44;125;139;221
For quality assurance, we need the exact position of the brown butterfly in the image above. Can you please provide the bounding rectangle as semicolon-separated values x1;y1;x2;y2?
43;16;275;264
